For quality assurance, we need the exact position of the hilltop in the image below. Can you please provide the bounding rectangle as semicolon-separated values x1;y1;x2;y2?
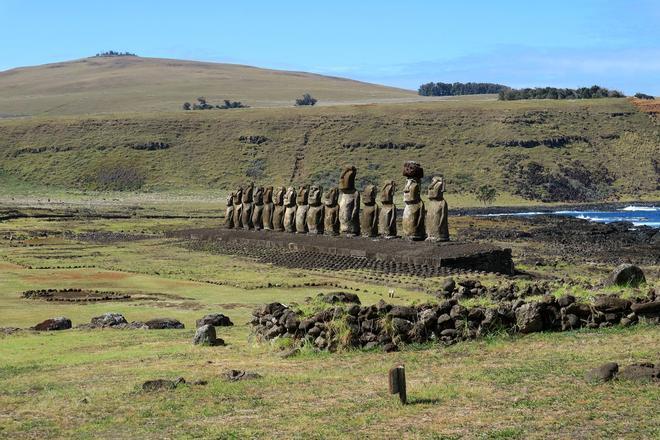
0;56;418;116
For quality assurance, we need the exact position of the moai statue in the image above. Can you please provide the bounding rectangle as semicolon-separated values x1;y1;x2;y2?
323;187;340;236
272;186;286;232
425;176;449;242
378;181;397;238
360;184;379;237
338;165;360;236
401;161;426;240
233;187;243;229
262;186;274;230
224;192;235;229
241;183;255;230
251;186;264;230
295;185;309;233
306;185;324;234
283;186;297;233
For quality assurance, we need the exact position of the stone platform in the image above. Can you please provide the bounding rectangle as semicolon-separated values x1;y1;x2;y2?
171;228;514;276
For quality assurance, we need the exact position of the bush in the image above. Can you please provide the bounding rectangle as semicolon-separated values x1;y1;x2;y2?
95;51;137;57
295;93;317;106
499;85;625;101
475;185;498;205
634;93;655;100
418;82;508;96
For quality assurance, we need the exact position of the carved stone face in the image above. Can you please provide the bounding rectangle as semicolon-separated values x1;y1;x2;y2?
264;186;273;203
284;186;296;206
323;187;338;206
403;178;421;203
296;186;309;205
428;176;445;200
227;192;234;206
380;181;396;204
234;188;243;205
273;186;285;205
243;183;254;203
339;165;357;191
362;184;376;204
253;186;264;204
309;185;322;205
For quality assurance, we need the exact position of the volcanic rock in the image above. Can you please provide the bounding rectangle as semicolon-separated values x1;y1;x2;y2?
33;317;72;331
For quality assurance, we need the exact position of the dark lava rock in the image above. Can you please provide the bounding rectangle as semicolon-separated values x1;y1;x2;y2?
391;317;414;335
618;363;658;382
383;342;398;353
322;292;361;304
279;348;300;359
193;324;225;346
585;362;619;382
593;295;631;313
33;317;72;331
142;377;186;391
389;306;416;321
223;370;262;381
609;264;646;287
515;303;544;334
90;312;127;328
440;278;456;293
557;295;576;308
145;318;185;330
630;301;660;316
196;313;233;328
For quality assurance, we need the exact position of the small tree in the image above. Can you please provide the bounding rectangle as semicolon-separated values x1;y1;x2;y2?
182;102;191;110
295;93;317;106
475;185;498;205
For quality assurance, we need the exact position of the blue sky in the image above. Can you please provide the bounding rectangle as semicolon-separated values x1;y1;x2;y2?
1;0;658;93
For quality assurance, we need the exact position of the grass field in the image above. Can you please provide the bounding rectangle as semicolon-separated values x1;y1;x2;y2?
1;209;658;439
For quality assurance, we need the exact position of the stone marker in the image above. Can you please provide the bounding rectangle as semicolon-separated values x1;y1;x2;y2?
306;185;324;234
241;183;255;230
360;184;380;238
295;185;309;233
609;264;646;287
233;187;243;229
426;176;449;242
224;192;235;229
262;186;274;230
193;324;225;346
323;187;340;235
388;364;407;404
402;162;426;240
378;180;397;238
283;186;297;232
338;165;360;236
272;186;286;232
251;186;264;230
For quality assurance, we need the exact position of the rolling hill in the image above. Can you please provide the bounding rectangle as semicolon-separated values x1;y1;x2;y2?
0;56;418;116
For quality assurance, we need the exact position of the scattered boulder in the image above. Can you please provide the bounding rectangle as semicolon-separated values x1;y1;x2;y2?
440;278;456;293
321;292;361;304
196;313;233;328
585;362;619;382
223;370;262;381
193;324;225;346
1;327;21;335
142;377;186;391
618;363;658;382
609;264;646;287
515;302;544;333
33;317;72;331
144;318;185;329
593;295;630;313
90;312;127;328
631;301;660;317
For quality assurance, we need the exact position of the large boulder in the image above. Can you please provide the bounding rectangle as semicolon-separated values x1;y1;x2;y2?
618;363;658;382
321;292;361;304
193;324;224;346
145;318;185;329
388;306;416;321
585;362;619;382
515;302;544;334
593;295;630;313
90;312;127;328
33;317;72;331
608;264;646;287
630;301;660;317
196;313;233;328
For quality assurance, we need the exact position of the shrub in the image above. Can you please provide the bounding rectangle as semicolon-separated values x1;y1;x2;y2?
475;185;498;205
295;93;317;106
634;93;655;100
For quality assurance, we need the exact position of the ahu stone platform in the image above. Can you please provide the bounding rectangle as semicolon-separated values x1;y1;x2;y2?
171;228;514;276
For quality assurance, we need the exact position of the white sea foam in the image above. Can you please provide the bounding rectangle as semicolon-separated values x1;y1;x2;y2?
621;206;658;212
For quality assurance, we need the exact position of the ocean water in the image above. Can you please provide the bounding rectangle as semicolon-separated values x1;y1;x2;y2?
483;205;660;228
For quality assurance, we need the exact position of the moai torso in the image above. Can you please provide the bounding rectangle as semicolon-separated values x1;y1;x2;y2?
233;187;243;229
225;192;235;229
306;185;324;234
272;187;286;232
323;187;340;235
295;186;309;233
402;178;426;240
360;184;379;237
251;186;264;230
283;187;297;233
425;176;449;241
241;183;254;229
378;181;397;238
338;165;360;236
262;186;274;230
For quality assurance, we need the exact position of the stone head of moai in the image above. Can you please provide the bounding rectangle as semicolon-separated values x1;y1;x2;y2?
428;176;446;200
296;185;309;205
243;183;254;203
323;187;339;206
234;187;243;204
362;184;377;205
263;186;273;203
284;186;297;206
273;186;285;205
380;181;396;204
403;178;421;203
253;186;264;204
309;185;323;206
226;192;235;206
339;165;357;191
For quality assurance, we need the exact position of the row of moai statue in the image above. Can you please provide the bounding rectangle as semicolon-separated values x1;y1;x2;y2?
224;162;449;241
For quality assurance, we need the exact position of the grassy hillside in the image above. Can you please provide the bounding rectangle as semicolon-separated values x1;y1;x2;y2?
0;56;417;116
0;98;658;204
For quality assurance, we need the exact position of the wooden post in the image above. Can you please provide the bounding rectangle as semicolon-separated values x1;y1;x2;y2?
388;364;407;404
